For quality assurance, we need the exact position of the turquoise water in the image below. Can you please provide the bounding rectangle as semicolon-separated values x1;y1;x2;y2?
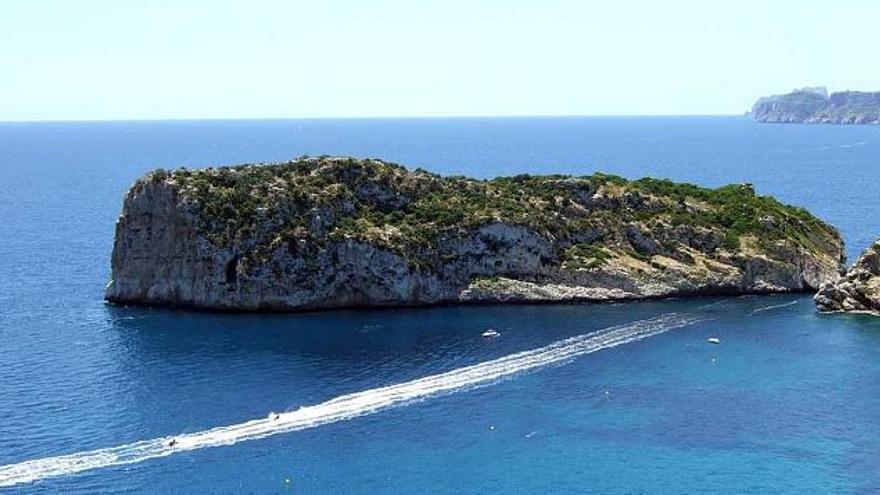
2;117;880;492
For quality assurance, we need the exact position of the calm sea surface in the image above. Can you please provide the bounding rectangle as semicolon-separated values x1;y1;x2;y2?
1;117;880;493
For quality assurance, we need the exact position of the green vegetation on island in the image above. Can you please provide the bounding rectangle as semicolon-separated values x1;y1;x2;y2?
139;156;839;267
108;155;844;311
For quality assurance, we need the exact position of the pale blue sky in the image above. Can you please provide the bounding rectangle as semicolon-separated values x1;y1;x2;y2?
2;0;878;120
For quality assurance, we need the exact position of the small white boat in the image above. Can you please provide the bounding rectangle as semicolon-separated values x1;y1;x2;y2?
706;337;721;344
482;328;500;338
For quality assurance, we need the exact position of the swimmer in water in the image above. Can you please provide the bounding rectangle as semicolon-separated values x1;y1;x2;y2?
168;439;178;447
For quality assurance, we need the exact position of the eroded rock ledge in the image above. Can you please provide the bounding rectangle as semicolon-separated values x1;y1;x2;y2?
815;241;880;315
105;156;845;311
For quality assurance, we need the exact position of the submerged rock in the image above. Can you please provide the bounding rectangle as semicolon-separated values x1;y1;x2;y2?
751;87;880;124
105;157;844;311
815;241;880;315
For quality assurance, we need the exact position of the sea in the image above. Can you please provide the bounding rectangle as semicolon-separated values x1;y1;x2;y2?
1;116;879;493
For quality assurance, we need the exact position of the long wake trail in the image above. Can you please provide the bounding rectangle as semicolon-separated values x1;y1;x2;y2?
0;312;707;488
750;299;799;315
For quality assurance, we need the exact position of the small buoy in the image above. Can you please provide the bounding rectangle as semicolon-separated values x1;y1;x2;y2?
604;390;610;397
489;425;495;431
284;478;291;484
711;357;717;364
707;337;721;345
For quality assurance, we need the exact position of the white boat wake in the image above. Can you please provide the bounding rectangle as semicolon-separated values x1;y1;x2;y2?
750;299;799;314
0;312;707;488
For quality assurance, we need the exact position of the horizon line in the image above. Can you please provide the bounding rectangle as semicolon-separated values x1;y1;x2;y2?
0;113;746;124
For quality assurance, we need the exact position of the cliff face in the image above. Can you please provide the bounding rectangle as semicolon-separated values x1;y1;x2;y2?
752;87;880;124
815;241;880;315
105;157;845;311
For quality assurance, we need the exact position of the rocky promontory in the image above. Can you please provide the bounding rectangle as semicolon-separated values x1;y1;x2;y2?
105;157;844;311
751;87;880;124
815;240;880;315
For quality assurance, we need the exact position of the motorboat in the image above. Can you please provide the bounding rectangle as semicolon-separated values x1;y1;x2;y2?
482;328;500;338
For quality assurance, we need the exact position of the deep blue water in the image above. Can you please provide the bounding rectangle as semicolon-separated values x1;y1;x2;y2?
1;117;880;493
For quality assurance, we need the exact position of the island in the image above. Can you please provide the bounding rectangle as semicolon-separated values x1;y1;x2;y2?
105;156;844;311
750;87;880;124
815;240;880;315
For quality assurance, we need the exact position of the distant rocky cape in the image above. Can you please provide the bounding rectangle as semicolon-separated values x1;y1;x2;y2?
751;87;880;124
105;157;845;312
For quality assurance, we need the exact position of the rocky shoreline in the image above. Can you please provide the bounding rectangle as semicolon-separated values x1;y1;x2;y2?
105;157;845;312
815;240;880;315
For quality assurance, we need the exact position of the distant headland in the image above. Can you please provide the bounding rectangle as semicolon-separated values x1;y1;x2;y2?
104;156;844;312
750;87;880;124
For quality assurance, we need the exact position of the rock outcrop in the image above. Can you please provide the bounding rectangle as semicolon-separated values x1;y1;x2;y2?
105;157;845;311
751;87;880;124
815;240;880;315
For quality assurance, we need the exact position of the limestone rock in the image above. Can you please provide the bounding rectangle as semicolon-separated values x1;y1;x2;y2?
105;157;845;312
751;87;880;124
815;241;880;315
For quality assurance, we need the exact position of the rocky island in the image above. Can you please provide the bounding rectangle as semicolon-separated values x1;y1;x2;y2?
105;157;844;311
751;87;880;124
815;240;880;315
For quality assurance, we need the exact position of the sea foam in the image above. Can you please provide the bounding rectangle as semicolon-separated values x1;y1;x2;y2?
0;312;707;488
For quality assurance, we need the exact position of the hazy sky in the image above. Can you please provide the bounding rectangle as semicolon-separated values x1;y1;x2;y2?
3;0;878;120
